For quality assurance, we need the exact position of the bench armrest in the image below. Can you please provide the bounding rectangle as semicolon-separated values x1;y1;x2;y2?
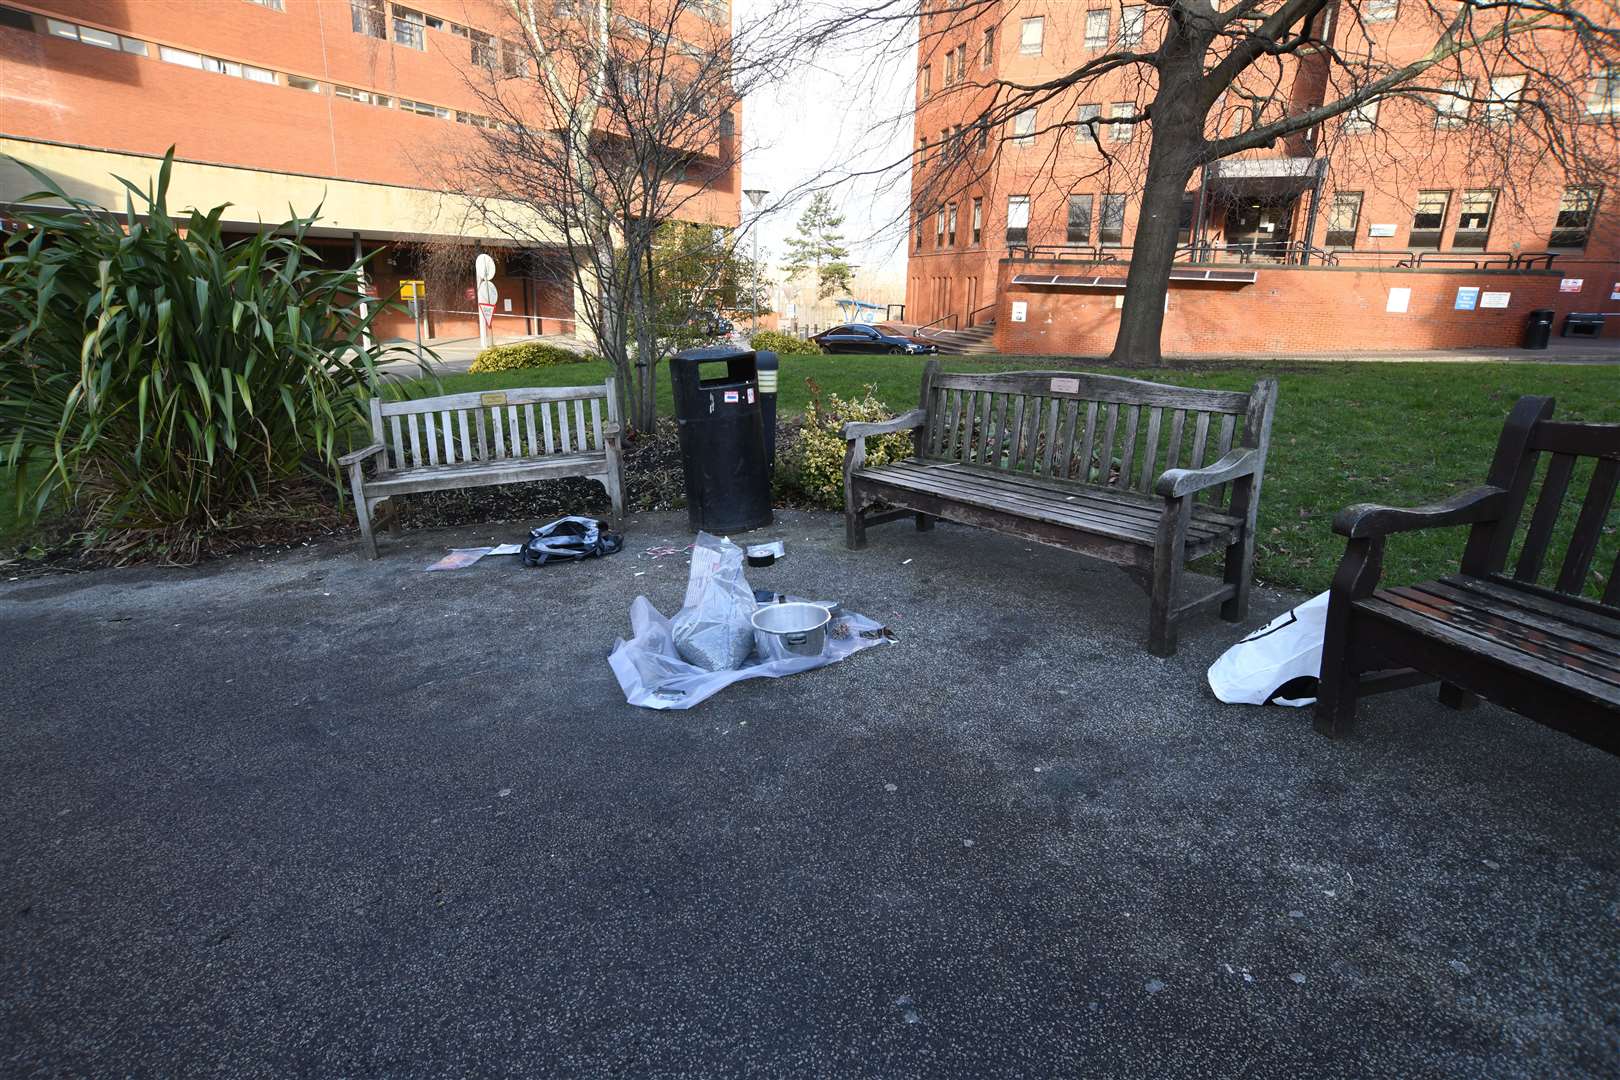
1332;485;1507;539
1154;448;1258;498
339;443;386;468
843;409;927;441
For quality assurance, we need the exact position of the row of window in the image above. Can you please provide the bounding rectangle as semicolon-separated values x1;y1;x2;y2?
8;8;493;129
348;1;530;76
1327;185;1601;250
1017;8;1146;58
917;193;1129;250
920;26;994;99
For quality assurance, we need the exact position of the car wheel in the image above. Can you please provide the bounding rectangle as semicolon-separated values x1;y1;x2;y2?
889;346;904;355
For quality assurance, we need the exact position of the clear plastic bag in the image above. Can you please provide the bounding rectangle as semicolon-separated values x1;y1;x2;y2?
669;533;758;671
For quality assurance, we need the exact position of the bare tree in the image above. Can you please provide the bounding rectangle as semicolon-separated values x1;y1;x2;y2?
773;0;1619;363
436;0;767;431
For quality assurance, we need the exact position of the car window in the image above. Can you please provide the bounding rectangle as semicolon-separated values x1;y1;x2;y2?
827;325;851;335
856;325;879;337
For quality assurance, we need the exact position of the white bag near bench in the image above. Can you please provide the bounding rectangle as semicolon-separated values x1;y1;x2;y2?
1207;591;1329;707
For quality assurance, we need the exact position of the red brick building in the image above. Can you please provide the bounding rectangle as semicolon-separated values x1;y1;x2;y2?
907;1;1620;355
0;0;739;344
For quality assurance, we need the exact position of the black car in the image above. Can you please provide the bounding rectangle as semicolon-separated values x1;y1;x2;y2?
810;323;939;355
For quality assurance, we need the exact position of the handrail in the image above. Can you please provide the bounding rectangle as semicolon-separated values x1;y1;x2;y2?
1007;244;1121;263
1174;240;1339;267
1393;250;1559;270
885;303;907;321
966;301;997;328
913;312;960;337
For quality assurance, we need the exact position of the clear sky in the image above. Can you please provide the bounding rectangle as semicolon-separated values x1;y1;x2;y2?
734;0;916;281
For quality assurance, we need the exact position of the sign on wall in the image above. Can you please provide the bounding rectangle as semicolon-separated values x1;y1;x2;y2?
1386;287;1411;313
1011;300;1028;323
1454;287;1479;311
1480;291;1511;309
1559;278;1584;293
1367;223;1396;238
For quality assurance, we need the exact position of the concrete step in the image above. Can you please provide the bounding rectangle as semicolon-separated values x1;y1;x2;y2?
927;321;998;355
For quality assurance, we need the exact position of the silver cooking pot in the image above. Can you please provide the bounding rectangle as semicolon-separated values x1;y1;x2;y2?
750;602;832;658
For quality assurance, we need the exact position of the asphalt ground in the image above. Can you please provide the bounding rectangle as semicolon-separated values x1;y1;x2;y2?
3;510;1617;1078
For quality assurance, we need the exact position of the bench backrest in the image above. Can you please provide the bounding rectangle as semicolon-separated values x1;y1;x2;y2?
370;379;619;472
1469;396;1620;608
916;366;1275;510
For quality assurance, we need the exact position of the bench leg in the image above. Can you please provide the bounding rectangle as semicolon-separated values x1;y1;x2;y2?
603;471;626;531
1148;496;1192;657
1438;683;1478;710
1220;532;1255;622
915;513;935;532
846;504;867;550
384;497;402;533
356;496;380;560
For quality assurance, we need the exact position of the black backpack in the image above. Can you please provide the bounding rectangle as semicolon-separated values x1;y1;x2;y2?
520;516;624;567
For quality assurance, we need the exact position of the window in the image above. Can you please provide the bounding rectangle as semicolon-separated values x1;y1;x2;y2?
948;203;958;245
1343;99;1378;132
981;26;994;66
1177;195;1195;244
1551;185;1600;247
1075;103;1101;141
916;212;925;251
943;49;954;85
245;0;285;10
1109;102;1133;141
1325;192;1362;247
1020;16;1043;55
43;18;146;53
335;84;392;106
158;46;273;82
1409;190;1450;248
1435;80;1471;128
1067;195;1093;244
972;197;982;244
1119;6;1144;47
501;40;527;77
288;75;321;92
392;6;426;50
1013;108;1036;146
956;45;967;82
160;45;204;69
1365;0;1398;21
1587;67;1619;117
918;135;928;165
470;30;496;69
1006;195;1030;244
936;205;946;245
1100;194;1126;245
1485;74;1525;123
351;0;385;39
921;64;931;99
1084;9;1109;48
1453;189;1496;249
400;98;450;118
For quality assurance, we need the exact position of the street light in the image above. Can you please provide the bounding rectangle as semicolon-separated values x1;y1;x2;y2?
743;187;768;335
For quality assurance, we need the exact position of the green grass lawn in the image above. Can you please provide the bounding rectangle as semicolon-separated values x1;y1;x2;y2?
410;355;1620;595
10;355;1617;596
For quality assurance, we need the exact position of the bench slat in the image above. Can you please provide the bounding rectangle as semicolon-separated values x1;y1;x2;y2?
1166;409;1187;472
574;400;588;453
378;384;609;415
860;461;1237;547
1607;549;1620;607
1212;413;1237;506
1384;586;1620;685
457;411;471;465
558;399;573;452
1008;395;1026;470
526;404;540;456
1100;403;1119;485
1042;395;1060;476
1191;411;1211;471
389;415;405;470
1078;401;1099;483
1358;594;1620;706
919;460;1242;532
1139;407;1163;491
931;370;1250;412
1557;457;1619;595
492;406;506;458
424;412;439;466
1413;579;1620;657
541;401;555;453
591;398;603;451
1120;405;1141;489
407;413;423;467
1514;452;1576;585
1448;575;1620;637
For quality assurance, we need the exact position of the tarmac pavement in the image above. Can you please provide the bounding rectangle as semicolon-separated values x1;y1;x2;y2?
2;511;1617;1078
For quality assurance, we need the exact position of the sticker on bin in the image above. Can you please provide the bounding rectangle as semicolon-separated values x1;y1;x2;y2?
724;390;740;403
748;388;756;404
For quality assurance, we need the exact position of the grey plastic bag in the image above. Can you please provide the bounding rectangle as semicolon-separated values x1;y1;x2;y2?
669;533;757;671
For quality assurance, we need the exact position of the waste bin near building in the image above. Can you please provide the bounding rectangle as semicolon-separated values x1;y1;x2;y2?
670;347;774;534
1522;308;1554;350
1562;312;1606;338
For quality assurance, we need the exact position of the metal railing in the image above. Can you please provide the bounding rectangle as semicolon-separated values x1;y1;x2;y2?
966;301;997;328
913;312;960;338
1393;250;1559;271
886;303;907;321
1174;240;1340;266
1007;244;1122;263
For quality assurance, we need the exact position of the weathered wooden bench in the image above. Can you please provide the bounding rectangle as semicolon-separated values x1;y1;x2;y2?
341;380;624;558
842;362;1278;655
1316;396;1620;752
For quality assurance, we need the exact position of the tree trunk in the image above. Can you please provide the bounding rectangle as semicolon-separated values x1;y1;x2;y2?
1109;60;1206;366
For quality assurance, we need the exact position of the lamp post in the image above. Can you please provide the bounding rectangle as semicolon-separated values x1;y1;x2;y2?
743;187;768;335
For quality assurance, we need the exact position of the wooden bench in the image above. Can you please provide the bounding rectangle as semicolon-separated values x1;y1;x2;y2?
842;362;1278;655
341;380;625;558
1316;396;1620;754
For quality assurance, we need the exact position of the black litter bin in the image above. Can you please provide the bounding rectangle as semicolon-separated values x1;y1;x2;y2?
1522;308;1554;350
670;348;774;534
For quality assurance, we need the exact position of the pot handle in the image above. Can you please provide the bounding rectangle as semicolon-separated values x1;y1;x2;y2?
784;633;808;646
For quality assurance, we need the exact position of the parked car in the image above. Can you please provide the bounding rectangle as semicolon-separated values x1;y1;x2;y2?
810;323;939;355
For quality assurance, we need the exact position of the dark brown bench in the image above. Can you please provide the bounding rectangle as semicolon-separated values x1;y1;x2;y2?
842;363;1278;655
1316;396;1620;753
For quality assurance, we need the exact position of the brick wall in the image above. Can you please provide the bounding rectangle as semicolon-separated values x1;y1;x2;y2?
994;260;1580;357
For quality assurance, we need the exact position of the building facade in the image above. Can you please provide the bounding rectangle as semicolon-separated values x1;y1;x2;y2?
0;0;738;345
908;1;1619;355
